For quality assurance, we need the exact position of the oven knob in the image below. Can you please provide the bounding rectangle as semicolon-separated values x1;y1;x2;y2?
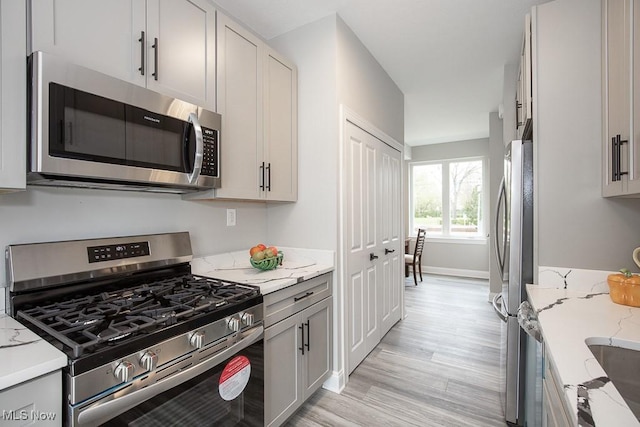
242;312;255;327
189;330;205;349
228;317;241;332
140;351;158;371
114;361;135;383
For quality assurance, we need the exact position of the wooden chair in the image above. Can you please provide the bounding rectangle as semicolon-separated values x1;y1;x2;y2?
405;229;426;285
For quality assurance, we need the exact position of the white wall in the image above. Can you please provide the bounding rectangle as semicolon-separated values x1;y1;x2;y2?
489;112;505;296
336;17;404;144
266;16;338;251
268;14;404;392
534;0;640;272
408;138;490;278
0;188;267;284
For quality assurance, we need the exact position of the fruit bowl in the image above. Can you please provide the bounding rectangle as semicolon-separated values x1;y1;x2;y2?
250;252;284;271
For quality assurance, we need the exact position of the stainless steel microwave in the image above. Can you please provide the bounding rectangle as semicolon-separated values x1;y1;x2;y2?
28;51;221;193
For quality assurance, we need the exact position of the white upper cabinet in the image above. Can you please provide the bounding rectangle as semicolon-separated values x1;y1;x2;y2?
602;0;640;197
264;48;298;202
29;0;216;110
0;0;27;193
214;13;264;200
213;13;297;202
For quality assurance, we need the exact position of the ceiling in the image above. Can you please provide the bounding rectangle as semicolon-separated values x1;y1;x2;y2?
213;0;550;146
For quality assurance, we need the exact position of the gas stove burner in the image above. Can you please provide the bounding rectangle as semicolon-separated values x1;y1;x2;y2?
16;273;261;358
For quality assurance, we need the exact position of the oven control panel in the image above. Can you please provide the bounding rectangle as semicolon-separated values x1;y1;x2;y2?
87;241;150;263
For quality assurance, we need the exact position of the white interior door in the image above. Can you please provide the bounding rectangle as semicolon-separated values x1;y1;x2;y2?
346;119;403;374
379;142;403;336
346;121;380;374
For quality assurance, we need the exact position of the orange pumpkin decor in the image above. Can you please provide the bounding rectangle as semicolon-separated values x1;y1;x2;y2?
607;269;640;307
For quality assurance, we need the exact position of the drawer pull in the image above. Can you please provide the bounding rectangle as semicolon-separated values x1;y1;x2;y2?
294;291;314;302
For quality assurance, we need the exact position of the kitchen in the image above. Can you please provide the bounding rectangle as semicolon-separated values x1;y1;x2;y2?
1;0;640;426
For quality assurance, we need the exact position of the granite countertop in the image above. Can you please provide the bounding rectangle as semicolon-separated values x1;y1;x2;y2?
0;314;67;391
191;246;335;295
527;284;640;426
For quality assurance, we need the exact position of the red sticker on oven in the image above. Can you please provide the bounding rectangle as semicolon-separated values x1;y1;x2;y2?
219;355;251;401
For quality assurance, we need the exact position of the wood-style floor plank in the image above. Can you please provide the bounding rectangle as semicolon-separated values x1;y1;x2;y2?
284;275;506;427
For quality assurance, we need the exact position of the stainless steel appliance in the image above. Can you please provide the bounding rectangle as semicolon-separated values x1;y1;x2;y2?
28;51;221;193
7;232;263;426
493;139;534;426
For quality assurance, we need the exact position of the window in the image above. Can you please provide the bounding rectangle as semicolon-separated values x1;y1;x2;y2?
410;157;486;240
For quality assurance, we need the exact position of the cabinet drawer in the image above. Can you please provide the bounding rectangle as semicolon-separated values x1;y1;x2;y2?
264;273;332;327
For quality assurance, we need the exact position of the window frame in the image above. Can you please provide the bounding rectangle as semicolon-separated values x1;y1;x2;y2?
409;156;489;243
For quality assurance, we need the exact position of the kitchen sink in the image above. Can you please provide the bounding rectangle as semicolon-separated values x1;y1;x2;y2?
586;339;640;420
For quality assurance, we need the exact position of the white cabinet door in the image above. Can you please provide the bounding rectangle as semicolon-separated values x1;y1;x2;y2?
30;0;215;110
264;48;298;201
146;0;216;110
302;297;332;400
602;0;631;196
214;13;263;200
264;312;302;427
30;0;146;86
0;0;27;192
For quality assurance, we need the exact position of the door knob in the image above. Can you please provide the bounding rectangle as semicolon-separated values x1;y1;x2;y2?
385;248;395;254
370;253;378;261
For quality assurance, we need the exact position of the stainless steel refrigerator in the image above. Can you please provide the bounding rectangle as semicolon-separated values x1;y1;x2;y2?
493;139;534;426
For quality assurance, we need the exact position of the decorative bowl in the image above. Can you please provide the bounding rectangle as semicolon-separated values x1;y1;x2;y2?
250;252;284;271
607;270;640;307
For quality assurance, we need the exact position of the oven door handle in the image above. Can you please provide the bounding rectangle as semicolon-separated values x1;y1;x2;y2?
76;325;263;426
187;112;204;184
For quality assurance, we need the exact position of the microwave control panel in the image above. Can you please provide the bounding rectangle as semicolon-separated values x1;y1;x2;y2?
201;127;218;177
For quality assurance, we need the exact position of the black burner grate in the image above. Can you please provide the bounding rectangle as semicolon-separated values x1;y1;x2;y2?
17;274;259;358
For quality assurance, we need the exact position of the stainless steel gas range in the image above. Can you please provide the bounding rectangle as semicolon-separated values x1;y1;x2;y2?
6;232;264;427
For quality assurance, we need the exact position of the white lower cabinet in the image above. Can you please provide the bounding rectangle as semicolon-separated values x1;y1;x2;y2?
264;274;332;427
543;348;572;427
0;371;62;426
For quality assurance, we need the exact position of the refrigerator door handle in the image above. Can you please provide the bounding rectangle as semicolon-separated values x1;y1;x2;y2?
494;177;506;277
492;293;508;322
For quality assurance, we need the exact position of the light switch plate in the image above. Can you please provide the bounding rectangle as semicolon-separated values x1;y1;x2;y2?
226;209;236;226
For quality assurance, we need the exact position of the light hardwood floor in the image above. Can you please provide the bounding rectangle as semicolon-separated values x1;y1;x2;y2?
284;274;506;427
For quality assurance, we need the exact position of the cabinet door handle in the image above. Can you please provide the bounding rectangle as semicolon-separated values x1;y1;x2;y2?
304;320;310;351
370;253;379;261
612;136;619;181
138;31;145;76
298;324;305;355
259;162;265;190
152;37;159;81
294;291;314;302
266;163;271;191
385;248;395;254
617;135;629;180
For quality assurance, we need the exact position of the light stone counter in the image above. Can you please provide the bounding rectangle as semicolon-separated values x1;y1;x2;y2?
191;247;335;295
0;314;67;391
527;284;640;426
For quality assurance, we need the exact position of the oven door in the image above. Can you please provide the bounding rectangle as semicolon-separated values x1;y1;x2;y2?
73;327;263;427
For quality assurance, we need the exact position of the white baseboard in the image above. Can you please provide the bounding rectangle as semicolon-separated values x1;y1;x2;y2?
322;370;345;394
422;266;489;280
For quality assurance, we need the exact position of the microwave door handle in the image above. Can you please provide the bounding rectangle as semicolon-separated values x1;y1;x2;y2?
187;112;204;184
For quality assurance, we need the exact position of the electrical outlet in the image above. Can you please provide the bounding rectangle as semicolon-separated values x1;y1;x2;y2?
226;209;236;226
